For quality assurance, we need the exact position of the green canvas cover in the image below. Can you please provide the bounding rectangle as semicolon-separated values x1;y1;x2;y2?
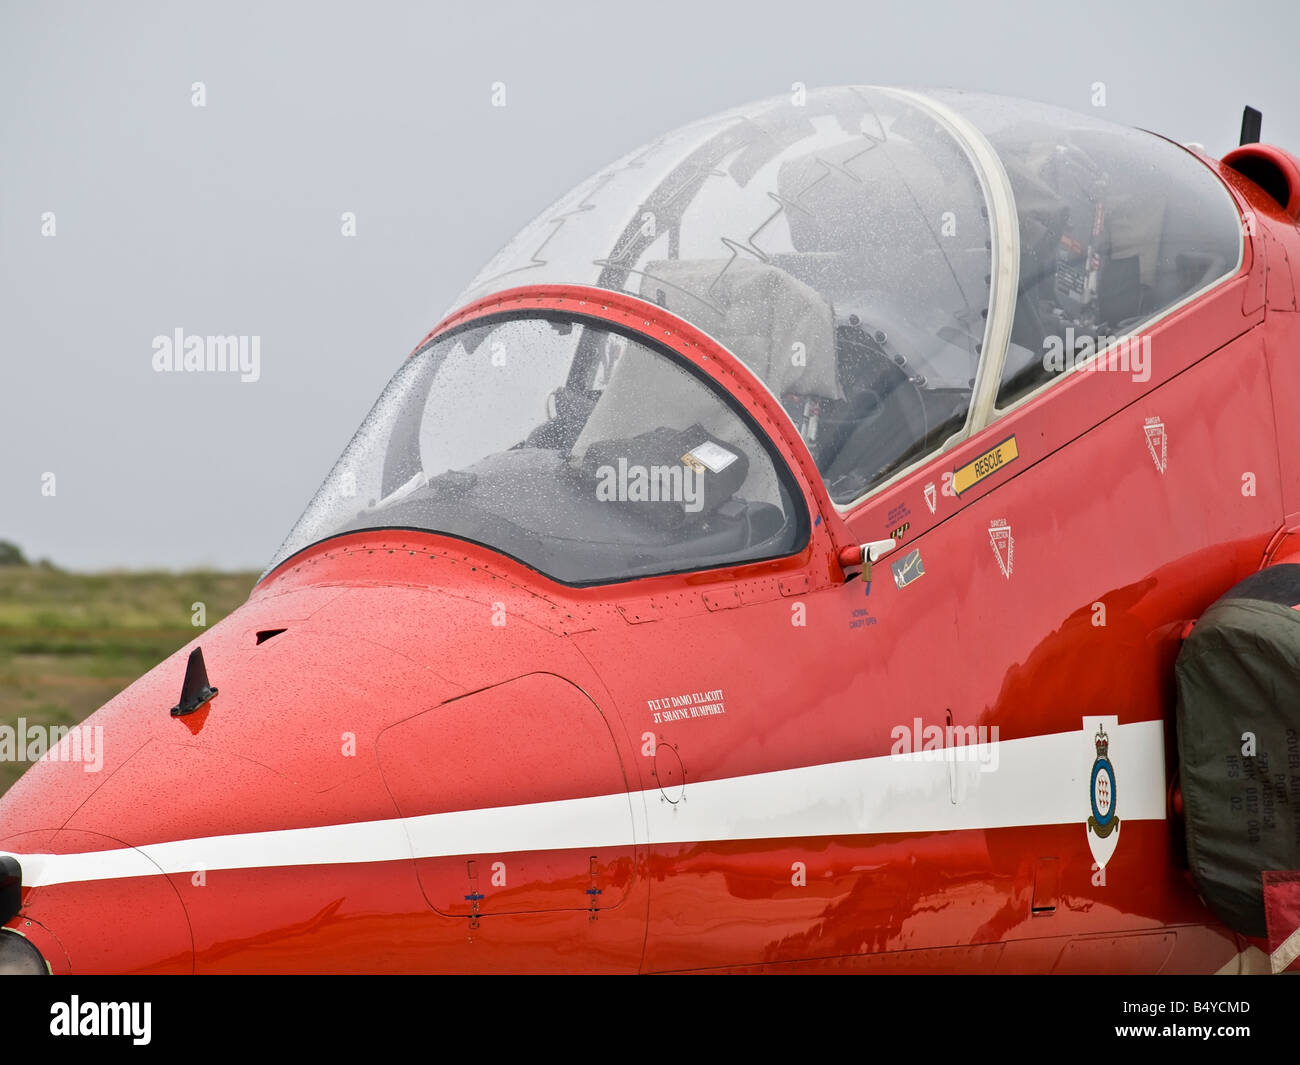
1174;564;1300;937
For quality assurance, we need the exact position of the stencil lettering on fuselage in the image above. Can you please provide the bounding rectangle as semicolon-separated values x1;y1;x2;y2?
647;690;726;725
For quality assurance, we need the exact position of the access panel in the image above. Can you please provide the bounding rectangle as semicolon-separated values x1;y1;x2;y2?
376;672;637;917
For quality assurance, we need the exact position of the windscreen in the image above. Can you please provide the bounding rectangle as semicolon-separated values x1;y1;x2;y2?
264;314;806;584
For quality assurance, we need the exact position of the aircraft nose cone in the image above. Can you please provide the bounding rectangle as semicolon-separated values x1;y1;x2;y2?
0;828;193;974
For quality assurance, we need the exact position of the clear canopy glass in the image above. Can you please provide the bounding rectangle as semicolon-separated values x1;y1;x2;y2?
933;90;1243;407
454;87;1243;502
457;86;995;503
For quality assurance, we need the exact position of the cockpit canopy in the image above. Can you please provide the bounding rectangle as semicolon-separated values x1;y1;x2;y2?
456;87;1241;500
266;87;1243;584
460;87;993;504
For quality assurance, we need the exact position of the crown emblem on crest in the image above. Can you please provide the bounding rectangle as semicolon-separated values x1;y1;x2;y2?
1094;724;1109;758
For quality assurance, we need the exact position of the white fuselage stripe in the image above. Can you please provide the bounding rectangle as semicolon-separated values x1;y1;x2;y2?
3;720;1164;888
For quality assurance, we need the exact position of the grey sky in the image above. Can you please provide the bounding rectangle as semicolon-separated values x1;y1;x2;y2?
2;0;1296;571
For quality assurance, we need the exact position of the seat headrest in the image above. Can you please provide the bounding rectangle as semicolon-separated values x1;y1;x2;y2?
638;258;842;400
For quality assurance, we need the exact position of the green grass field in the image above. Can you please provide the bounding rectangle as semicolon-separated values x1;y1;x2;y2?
0;560;258;795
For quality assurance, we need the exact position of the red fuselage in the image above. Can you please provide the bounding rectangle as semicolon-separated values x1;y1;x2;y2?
4;144;1300;975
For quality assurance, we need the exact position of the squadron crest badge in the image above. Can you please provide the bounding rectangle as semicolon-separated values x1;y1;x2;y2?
1085;718;1121;869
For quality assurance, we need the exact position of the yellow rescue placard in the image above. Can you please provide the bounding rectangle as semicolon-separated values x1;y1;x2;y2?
953;435;1019;496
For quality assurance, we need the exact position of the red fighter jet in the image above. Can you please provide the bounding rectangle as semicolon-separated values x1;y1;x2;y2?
4;87;1300;976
